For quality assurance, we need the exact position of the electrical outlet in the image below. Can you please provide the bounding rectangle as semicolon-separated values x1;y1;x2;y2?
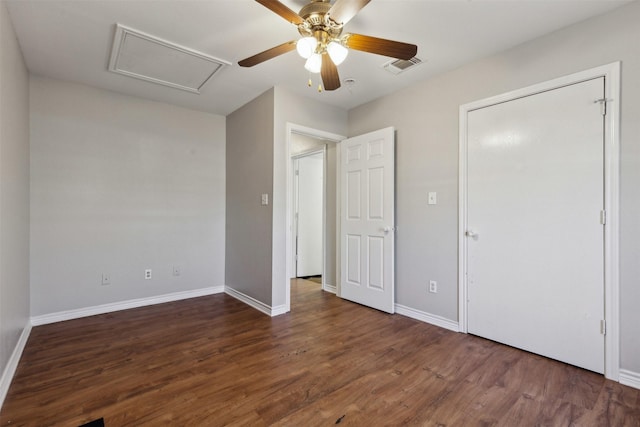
429;280;437;293
101;273;111;286
145;269;152;280
173;265;181;277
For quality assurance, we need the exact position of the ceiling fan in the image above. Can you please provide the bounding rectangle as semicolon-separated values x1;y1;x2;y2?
238;0;418;91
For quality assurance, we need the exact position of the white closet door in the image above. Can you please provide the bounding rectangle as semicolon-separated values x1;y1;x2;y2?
466;78;605;373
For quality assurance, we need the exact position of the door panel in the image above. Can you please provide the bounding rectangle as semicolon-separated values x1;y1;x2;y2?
346;235;361;284
466;78;605;373
347;171;361;219
341;127;395;313
295;152;323;277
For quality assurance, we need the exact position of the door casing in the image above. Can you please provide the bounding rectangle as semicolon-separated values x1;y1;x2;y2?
458;62;621;380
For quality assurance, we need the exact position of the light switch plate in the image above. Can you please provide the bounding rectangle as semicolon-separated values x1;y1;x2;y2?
261;193;269;206
428;192;437;205
101;273;111;286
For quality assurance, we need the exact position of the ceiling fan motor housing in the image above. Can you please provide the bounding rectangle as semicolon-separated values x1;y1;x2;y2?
298;0;343;40
298;0;331;21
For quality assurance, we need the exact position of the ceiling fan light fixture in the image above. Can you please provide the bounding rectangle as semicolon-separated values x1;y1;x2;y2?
327;41;348;65
296;36;317;59
304;53;322;73
240;0;418;92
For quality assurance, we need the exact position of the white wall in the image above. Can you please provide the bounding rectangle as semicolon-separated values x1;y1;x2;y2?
30;77;226;316
0;0;30;384
348;1;640;373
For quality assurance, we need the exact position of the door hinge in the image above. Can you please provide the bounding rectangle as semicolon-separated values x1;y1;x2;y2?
295;169;299;176
594;98;612;116
600;210;606;225
600;319;606;335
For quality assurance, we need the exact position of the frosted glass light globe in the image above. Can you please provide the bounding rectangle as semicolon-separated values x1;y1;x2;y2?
296;37;317;59
327;41;348;65
304;53;322;73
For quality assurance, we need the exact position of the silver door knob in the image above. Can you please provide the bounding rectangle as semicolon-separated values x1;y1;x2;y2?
465;230;479;240
382;226;391;233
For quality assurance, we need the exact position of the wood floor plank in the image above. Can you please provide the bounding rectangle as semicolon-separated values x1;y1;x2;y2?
571;382;640;427
1;279;638;426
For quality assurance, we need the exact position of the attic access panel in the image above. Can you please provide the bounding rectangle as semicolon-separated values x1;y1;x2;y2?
108;24;230;94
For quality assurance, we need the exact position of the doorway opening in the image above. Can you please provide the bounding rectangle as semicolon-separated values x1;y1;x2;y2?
285;124;345;312
292;148;325;284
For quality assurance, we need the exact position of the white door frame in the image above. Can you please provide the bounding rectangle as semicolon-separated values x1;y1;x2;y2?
292;147;326;279
458;62;621;380
285;123;345;311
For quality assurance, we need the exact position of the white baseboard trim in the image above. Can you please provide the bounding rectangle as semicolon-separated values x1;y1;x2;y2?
395;304;460;332
0;321;32;409
323;283;337;294
271;304;288;316
619;369;640;390
224;287;289;317
31;286;225;326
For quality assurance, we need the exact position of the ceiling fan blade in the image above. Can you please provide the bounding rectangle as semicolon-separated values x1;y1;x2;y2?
238;41;297;67
345;33;417;61
321;53;341;91
327;0;371;25
255;0;304;25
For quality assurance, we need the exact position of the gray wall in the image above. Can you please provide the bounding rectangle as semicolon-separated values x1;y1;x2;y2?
291;133;326;155
348;1;640;373
226;89;275;305
325;143;338;289
0;1;30;379
30;77;226;316
226;87;346;309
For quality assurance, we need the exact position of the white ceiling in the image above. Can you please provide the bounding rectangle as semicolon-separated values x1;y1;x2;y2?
5;0;630;116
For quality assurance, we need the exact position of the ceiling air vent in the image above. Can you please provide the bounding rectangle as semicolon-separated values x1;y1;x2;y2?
108;24;230;94
383;57;423;75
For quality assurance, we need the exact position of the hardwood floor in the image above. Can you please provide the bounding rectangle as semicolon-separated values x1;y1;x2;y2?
1;279;638;426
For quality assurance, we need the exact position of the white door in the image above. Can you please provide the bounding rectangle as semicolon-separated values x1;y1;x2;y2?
466;78;605;373
340;127;395;313
295;152;324;277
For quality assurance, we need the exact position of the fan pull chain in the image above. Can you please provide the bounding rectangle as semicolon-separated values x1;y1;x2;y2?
306;74;322;93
